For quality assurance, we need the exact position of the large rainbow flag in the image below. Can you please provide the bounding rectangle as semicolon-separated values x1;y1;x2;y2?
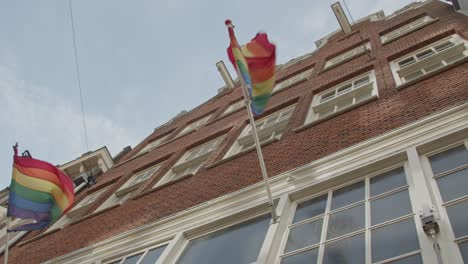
7;145;75;231
226;20;276;115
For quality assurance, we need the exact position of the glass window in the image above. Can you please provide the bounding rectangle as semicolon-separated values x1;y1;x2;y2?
391;34;468;86
281;248;318;264
176;215;270;264
293;195;327;223
331;181;364;210
371;190;412;225
308;71;377;123
381;16;434;44
446;200;468;238
371;218;420;262
370;167;407;196
280;167;419;264
324;43;370;69
435;167;468;202
327;204;365;239
322;233;365;264
286;219;323;252
388;254;423;264
429;145;468;175
108;245;167;264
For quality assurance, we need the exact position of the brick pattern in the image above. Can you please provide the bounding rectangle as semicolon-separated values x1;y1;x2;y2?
4;2;468;263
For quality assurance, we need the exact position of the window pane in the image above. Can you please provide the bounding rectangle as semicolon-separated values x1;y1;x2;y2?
327;204;365;239
281;248;318;264
354;77;369;87
436;167;468;202
331;181;364;210
336;99;353;111
429;145;468;175
446;200;468;238
371;190;413;225
416;49;435;60
399;57;415;68
323;233;365;264
337;84;352;95
321;92;335;103
387;254;422;264
176;215;270;264
122;253;143;264
285;219;323;252
371;218;420;263
435;41;454;52
460;241;468;263
370;167;407;197
293;195;327;223
139;246;167;264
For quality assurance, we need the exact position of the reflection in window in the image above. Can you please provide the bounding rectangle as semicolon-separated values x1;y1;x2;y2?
176;215;270;264
280;167;420;263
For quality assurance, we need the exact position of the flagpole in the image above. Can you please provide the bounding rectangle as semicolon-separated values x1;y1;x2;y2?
225;21;278;223
4;217;10;264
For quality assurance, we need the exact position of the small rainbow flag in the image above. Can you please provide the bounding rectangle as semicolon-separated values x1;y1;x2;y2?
7;145;75;231
226;20;276;115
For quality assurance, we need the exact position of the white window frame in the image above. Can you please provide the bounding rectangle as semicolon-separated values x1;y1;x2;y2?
224;105;296;158
305;70;378;124
177;114;213;136
137;134;170;155
418;140;468;263
272;68;314;93
390;34;468;87
381;16;435;44
222;100;245;116
276;163;424;264
104;241;170;264
67;187;108;219
324;43;371;69
97;164;162;211
155;136;225;187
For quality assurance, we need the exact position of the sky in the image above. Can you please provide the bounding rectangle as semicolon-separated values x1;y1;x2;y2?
0;0;420;189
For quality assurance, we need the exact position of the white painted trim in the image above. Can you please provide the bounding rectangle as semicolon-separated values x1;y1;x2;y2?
45;102;468;264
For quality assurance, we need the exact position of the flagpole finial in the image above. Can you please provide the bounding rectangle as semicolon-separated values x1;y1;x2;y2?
13;143;18;156
225;19;234;28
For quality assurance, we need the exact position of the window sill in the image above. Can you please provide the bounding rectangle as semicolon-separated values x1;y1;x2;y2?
396;55;468;90
205;137;279;169
133;174;194;200
294;95;378;133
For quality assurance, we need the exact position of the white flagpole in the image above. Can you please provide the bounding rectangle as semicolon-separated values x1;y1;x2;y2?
4;217;10;264
239;77;279;223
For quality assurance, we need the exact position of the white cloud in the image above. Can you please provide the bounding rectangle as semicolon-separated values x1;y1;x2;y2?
0;64;138;188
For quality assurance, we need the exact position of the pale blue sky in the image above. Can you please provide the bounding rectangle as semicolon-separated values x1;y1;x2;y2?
0;0;418;189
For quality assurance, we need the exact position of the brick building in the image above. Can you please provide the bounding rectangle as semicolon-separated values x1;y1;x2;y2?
3;0;468;263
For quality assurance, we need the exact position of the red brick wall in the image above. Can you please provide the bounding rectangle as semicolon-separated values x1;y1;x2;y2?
5;2;468;263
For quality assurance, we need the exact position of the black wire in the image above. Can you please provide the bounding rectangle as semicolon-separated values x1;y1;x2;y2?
69;0;90;152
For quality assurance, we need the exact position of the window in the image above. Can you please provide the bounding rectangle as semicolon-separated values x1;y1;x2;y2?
280;167;421;264
67;187;108;218
305;71;377;123
222;100;245;116
106;244;168;264
137;134;170;154
176;214;271;264
273;68;314;93
427;143;468;262
224;105;295;157
177;114;213;136
390;34;468;86
324;43;371;69
155;136;225;187
381;16;435;44
98;164;162;210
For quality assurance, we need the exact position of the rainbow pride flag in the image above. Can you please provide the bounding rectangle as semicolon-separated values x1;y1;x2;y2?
226;20;276;115
7;145;75;231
